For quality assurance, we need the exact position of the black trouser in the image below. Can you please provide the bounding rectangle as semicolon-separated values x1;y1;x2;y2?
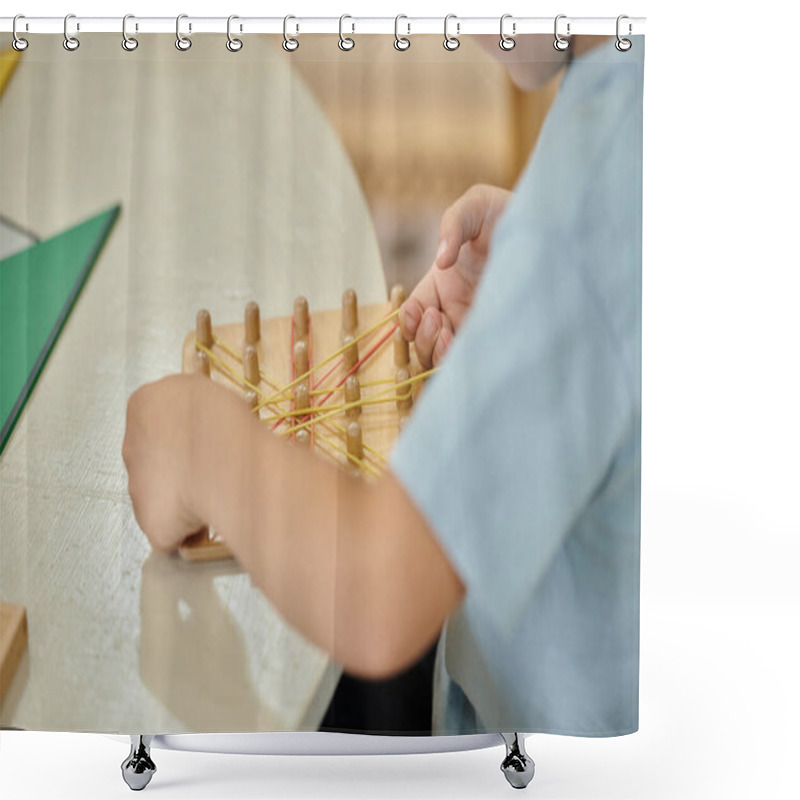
319;641;438;735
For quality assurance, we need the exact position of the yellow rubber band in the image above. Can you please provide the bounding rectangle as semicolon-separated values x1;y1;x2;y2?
261;309;401;405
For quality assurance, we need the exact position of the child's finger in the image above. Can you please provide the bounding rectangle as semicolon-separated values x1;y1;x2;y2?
401;296;424;341
436;184;493;269
432;316;455;367
415;307;445;369
400;268;441;342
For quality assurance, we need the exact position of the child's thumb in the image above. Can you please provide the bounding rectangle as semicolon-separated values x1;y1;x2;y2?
436;185;491;269
434;236;458;270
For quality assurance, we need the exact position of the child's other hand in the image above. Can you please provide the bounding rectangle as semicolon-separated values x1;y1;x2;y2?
123;375;207;553
400;184;510;368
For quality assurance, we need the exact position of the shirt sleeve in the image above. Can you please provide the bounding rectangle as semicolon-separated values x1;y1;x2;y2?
390;217;635;643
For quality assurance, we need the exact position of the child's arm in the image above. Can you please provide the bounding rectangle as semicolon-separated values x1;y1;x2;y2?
123;373;464;679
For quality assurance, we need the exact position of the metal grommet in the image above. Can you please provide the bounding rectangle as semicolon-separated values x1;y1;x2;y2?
175;14;192;51
283;15;299;52
499;14;516;51
63;14;80;51
226;15;243;52
122;14;138;51
338;14;355;51
12;15;29;52
553;14;570;51
443;14;460;51
394;15;410;51
615;15;632;51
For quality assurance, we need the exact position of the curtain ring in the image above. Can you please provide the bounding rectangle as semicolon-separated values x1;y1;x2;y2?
175;14;192;51
12;15;29;52
394;14;410;51
63;14;80;51
227;15;243;52
283;15;299;52
443;14;460;51
499;14;516;51
339;15;355;51
122;14;138;51
615;15;632;51
553;15;570;51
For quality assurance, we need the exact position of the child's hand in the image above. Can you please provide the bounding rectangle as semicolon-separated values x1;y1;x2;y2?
123;374;207;553
400;184;511;368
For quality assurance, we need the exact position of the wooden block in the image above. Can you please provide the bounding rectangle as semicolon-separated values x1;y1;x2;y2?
0;602;27;705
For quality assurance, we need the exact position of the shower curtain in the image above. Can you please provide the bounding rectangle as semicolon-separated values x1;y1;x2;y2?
0;24;643;745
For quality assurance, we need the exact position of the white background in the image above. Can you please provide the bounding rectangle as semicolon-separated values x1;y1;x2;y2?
2;0;798;798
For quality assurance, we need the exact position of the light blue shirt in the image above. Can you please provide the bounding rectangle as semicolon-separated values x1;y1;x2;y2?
391;38;644;736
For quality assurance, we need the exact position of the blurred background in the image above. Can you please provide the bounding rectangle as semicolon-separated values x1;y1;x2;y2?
292;35;559;291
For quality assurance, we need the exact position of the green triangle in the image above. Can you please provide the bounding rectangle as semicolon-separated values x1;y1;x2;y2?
0;205;120;453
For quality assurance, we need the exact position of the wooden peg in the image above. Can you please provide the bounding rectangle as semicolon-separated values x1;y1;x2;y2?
243;389;258;410
343;334;359;372
342;288;358;336
293;340;309;378
293;381;310;412
390;284;407;311
244;301;261;345
196;309;212;349
295;428;311;447
243;344;260;387
344;375;362;419
396;366;413;413
346;420;363;463
194;349;210;377
294;295;309;341
393;327;410;367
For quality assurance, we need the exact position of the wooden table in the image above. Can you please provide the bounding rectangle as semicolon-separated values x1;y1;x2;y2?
0;33;386;733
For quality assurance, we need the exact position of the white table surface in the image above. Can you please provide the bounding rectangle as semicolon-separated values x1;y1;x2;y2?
0;33;386;733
